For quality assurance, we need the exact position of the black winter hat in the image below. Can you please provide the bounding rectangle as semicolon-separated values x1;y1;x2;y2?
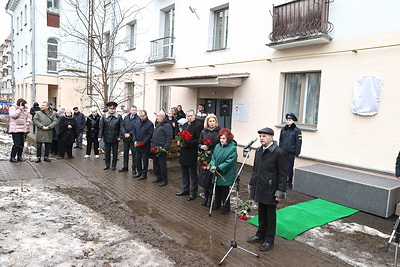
285;112;298;121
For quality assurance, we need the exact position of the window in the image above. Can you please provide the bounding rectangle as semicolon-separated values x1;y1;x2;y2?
162;7;174;58
159;86;171;111
17;51;19;68
126;21;136;50
282;72;321;126
47;0;59;13
20;11;23;30
16;16;19;33
126;82;135;108
47;38;58;72
20;48;23;67
25;45;28;65
212;6;229;50
24;5;27;25
103;31;110;57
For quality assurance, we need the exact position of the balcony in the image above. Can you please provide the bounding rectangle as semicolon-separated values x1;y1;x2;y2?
147;36;175;66
267;0;333;50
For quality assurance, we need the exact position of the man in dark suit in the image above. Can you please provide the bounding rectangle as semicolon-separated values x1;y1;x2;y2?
119;106;139;174
176;109;204;201
133;110;154;179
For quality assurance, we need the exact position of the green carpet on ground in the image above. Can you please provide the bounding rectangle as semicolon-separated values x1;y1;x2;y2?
247;199;358;241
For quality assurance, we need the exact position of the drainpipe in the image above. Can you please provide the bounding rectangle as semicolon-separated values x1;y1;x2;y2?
5;9;14;103
109;0;115;101
31;0;36;103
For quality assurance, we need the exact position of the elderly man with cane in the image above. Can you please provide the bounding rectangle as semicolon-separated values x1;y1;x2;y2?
247;127;287;251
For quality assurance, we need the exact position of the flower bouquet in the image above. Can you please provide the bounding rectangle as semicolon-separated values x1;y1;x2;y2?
175;130;192;147
150;146;167;157
237;200;253;221
98;147;104;155
134;141;146;150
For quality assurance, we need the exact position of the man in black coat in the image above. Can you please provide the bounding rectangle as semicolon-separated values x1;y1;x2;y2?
85;107;101;158
119;106;139;174
73;107;86;149
279;112;302;189
98;102;122;170
151;111;172;186
133;110;154;179
30;102;40;134
176;109;204;201
247;127;287;252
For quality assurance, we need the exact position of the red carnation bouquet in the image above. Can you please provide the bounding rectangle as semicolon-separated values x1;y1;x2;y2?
150;146;167;157
198;138;213;170
134;141;146;150
175;130;192;147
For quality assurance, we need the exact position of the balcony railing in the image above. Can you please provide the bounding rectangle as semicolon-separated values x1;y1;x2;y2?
269;0;333;42
147;36;175;66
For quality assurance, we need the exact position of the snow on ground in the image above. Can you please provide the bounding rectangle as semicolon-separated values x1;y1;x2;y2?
296;220;391;267
0;185;174;266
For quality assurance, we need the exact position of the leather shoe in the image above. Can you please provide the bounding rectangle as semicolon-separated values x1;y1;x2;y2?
119;168;128;173
104;166;110;170
132;170;137;175
187;194;196;201
134;173;142;178
138;176;147;180
43;158;51;162
247;235;264;243
176;191;189;196
159;182;167;187
260;242;274;251
10;158;18;163
17;157;23;162
35;158;41;163
152;179;161;183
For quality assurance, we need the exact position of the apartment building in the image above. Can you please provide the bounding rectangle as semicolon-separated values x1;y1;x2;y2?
123;0;400;173
4;0;400;173
0;35;12;101
6;0;87;110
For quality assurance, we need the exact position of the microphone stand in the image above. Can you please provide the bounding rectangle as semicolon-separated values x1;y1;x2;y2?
218;149;259;265
385;216;400;266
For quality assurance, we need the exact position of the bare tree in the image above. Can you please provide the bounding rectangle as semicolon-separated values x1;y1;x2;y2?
59;0;149;108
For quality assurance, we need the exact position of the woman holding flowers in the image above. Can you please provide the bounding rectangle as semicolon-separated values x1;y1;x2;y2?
198;114;221;206
209;128;237;214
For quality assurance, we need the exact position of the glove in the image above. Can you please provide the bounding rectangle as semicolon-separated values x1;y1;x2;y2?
209;165;217;174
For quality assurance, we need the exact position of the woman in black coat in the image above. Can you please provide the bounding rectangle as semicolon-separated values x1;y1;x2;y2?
58;110;78;159
198;114;221;206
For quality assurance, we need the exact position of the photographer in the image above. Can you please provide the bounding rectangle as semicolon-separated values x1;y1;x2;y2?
8;98;31;163
209;128;237;214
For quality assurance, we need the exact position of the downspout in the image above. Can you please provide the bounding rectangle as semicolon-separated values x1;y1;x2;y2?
5;9;14;103
31;0;36;102
109;0;115;101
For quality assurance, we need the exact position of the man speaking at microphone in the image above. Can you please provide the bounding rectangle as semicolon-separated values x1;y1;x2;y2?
247;127;287;251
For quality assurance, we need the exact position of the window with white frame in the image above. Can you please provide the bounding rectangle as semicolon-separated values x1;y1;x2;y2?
20;11;23;30
47;38;58;72
212;6;229;50
17;51;19;68
47;0;59;13
159;86;171;111
282;72;321;126
126;82;135;108
24;5;27;25
126;21;136;50
20;48;23;67
103;31;110;57
25;45;28;65
16;16;19;33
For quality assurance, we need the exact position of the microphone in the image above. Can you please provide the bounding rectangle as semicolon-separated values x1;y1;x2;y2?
243;138;257;149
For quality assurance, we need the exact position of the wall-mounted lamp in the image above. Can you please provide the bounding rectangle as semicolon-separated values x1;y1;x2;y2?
189;6;200;20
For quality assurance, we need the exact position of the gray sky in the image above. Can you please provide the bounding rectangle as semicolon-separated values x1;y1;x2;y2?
0;0;11;43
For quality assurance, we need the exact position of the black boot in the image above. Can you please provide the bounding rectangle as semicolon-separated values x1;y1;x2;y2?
201;190;209;206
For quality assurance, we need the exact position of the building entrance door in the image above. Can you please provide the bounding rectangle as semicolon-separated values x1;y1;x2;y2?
203;99;232;129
